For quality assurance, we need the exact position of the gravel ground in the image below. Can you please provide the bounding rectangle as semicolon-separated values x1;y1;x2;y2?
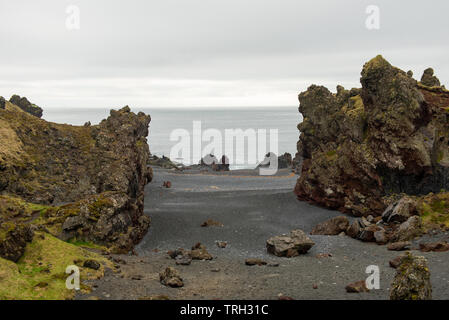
77;167;449;300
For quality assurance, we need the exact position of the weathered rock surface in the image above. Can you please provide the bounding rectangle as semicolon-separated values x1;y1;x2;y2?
149;155;179;170
311;216;349;235
245;258;267;266
294;55;449;217
9;95;43;118
420;68;441;87
345;280;369;293
382;197;417;223
190;243;213;260
419;241;449;252
0;102;152;252
200;154;230;172
387;241;411;251
257;152;293;169
390;252;432;300
266;230;314;257
159;267;183;288
394;216;423;242
0;97;5;110
0;223;34;262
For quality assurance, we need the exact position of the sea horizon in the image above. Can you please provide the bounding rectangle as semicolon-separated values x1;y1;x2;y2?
44;106;301;169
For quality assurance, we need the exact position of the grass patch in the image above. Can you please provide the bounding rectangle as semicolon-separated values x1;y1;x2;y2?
417;192;449;228
0;232;110;300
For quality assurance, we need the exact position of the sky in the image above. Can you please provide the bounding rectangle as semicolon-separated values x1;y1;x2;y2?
0;0;448;109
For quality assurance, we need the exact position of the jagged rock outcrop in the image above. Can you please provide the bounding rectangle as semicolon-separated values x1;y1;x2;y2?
294;55;449;217
420;68;441;87
9;95;43;118
0;223;34;262
257;152;293;169
0;101;152;252
0;97;5;110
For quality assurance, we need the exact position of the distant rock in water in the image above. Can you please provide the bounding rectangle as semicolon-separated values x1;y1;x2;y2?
9;95;43;118
200;154;230;172
294;55;449;217
257;152;293;169
0;104;152;253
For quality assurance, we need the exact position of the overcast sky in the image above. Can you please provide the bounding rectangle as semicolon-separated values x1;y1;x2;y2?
0;0;448;108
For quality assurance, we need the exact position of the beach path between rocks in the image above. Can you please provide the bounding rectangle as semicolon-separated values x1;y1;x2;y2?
77;168;449;300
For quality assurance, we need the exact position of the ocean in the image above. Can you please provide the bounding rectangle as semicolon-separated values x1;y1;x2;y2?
44;107;302;170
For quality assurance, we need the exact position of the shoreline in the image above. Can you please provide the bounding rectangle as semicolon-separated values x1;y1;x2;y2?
75;167;449;300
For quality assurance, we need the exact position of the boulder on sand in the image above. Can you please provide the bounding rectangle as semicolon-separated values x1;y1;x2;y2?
419;241;449;252
266;230;315;257
311;216;349;235
394;216;423;242
382;196;417;223
159;267;184;288
390;252;432;300
190;243;213;260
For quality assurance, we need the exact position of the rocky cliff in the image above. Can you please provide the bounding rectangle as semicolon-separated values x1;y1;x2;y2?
294;55;449;217
0;100;152;253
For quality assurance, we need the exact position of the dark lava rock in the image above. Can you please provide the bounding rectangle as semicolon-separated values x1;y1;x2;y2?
266;230;314;257
294;55;449;217
159;267;183;288
215;241;227;248
0;223;34;262
149;155;179;169
387;241;411;251
420;68;441;87
201;219;223;227
345;281;369;293
200;154;230;171
257;152;293;169
419;241;449;252
389;256;404;269
163;181;172;188
311;216;349;235
190;243;213;260
0;96;5;110
382;196;417;223
0;105;153;253
83;259;101;270
390;252;432;300
9;95;43;118
245;258;267;266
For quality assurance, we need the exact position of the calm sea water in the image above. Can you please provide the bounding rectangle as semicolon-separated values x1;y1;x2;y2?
44;107;302;169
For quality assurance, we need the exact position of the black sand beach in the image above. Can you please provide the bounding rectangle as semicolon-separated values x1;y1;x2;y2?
77;168;449;300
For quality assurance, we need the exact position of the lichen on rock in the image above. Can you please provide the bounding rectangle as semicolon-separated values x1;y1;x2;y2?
295;55;449;218
390;252;432;300
0;102;153;253
9;95;43;118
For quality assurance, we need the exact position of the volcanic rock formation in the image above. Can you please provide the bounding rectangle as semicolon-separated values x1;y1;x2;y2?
294;55;449;217
0;100;152;253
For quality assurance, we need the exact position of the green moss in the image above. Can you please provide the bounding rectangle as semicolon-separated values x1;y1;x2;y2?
88;195;113;217
0;232;111;300
417;192;449;228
